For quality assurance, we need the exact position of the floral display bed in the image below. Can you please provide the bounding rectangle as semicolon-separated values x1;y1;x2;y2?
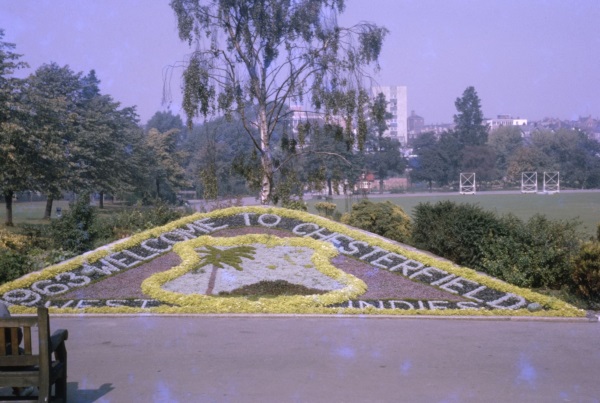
0;207;584;317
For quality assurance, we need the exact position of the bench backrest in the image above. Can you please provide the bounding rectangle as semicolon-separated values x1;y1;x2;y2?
0;307;52;379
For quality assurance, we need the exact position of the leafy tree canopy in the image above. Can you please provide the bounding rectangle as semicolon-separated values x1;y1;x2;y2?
453;86;488;146
169;0;387;203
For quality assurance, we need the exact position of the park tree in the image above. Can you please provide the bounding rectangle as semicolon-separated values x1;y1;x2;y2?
506;146;553;182
460;145;498;184
0;30;29;225
189;116;250;199
531;128;600;188
74;91;145;207
303;123;358;196
409;131;459;189
364;92;405;192
145;128;188;200
487;125;523;179
453;86;488;146
146;110;186;140
169;0;387;204
437;131;463;185
23;63;82;218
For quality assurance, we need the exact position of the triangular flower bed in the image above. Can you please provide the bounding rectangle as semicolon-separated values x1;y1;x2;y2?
0;207;584;317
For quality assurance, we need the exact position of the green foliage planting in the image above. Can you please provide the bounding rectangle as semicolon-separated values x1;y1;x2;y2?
411;201;502;267
314;202;337;217
93;201;187;243
282;200;307;211
342;200;411;244
412;200;583;290
49;195;96;253
0;249;31;284
480;214;581;289
571;241;600;302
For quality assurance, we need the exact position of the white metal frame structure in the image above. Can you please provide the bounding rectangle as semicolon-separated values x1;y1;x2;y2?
521;172;538;193
459;173;476;194
543;171;560;193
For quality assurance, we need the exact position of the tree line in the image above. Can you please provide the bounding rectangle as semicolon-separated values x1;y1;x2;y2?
410;86;600;190
0;30;188;226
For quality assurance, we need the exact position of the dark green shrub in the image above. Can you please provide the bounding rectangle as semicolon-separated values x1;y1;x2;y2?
480;214;581;289
92;201;188;244
49;195;95;253
314;202;337;217
571;241;600;301
411;201;503;267
0;249;31;284
282;200;307;211
17;224;51;249
342;200;411;243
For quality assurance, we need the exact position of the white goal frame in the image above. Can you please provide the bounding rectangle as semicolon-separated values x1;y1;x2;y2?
543;172;560;194
459;173;476;195
521;172;538;193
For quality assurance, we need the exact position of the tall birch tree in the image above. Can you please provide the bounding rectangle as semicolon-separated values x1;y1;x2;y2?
169;0;387;203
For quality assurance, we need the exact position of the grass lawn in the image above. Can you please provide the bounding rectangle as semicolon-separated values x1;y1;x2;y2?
307;191;600;239
0;200;132;227
0;200;72;225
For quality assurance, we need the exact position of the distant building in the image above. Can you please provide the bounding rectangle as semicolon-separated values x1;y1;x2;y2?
290;105;325;130
371;86;408;146
486;115;528;131
407;110;424;132
407;110;425;144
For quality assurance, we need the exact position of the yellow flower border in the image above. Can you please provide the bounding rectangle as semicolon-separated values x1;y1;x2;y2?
2;206;585;317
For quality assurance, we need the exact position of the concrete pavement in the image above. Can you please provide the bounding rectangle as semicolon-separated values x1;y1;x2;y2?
8;315;598;402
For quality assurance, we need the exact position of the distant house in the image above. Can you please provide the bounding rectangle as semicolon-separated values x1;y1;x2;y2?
486;115;528;131
355;172;376;194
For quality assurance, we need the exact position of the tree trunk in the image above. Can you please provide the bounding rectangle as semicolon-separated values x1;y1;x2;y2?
99;192;104;209
327;178;333;196
44;196;54;220
4;191;14;226
156;178;161;199
258;105;273;205
379;179;384;194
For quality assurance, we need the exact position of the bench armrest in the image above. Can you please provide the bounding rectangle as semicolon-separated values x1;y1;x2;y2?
50;329;68;353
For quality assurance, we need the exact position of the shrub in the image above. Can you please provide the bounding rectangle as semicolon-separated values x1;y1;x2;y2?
49;194;96;253
342;200;411;243
480;214;581;289
92;201;188;244
571;241;600;301
314;202;337;217
411;201;503;267
0;229;30;252
0;249;31;284
282;200;307;211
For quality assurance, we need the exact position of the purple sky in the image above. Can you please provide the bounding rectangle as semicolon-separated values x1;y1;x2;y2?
1;0;598;125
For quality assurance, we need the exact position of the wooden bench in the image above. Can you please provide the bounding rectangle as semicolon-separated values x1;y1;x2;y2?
0;307;68;402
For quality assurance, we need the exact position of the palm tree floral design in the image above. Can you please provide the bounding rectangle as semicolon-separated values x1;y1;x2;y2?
194;245;256;294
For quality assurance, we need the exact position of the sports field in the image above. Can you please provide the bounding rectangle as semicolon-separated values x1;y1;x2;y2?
2;191;599;238
307;190;600;239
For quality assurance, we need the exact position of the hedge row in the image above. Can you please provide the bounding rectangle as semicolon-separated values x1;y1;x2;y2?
344;199;600;303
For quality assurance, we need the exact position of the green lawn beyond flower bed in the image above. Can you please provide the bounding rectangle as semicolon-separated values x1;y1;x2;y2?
0;207;585;317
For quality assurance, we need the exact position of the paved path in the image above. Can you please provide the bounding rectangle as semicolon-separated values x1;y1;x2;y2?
9;315;598;402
